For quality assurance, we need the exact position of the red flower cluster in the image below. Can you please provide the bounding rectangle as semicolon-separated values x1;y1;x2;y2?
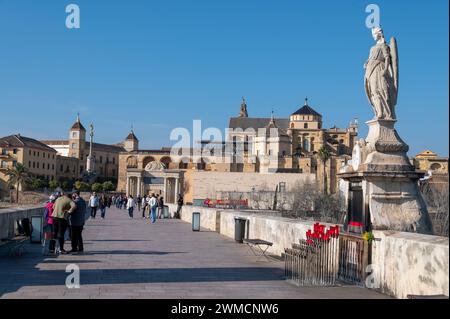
305;223;339;244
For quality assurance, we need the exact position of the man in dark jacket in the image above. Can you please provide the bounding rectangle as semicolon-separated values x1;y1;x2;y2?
69;191;87;253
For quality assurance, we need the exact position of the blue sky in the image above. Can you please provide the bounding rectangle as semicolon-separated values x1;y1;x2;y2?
0;0;448;156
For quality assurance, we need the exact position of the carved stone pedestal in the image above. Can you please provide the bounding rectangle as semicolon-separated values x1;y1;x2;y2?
339;119;433;235
361;119;412;172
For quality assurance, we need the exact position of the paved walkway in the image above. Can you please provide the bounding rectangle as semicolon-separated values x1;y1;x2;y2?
0;207;388;299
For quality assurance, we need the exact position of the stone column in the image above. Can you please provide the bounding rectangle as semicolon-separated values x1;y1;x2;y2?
137;176;142;197
175;178;179;200
126;176;130;196
163;178;167;201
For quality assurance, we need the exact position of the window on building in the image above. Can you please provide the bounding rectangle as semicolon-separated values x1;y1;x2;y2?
279;182;286;193
29;150;31;156
1;149;7;155
13;149;18;154
29;161;31;167
304;123;308;129
52;164;54;170
112;158;116;164
60;165;63;172
37;162;39;169
72;143;76;149
310;138;315;152
303;139;309;152
33;162;35;168
1;161;7;169
318;123;322;129
47;163;50;170
33;151;36;156
100;156;103;164
37;152;40;157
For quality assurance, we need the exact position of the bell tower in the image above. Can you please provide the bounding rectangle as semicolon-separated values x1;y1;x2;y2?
68;113;86;159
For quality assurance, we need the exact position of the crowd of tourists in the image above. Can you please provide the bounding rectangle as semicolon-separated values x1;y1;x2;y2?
43;191;185;255
44;191;87;255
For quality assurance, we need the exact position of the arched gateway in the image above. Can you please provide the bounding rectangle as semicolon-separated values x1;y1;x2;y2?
125;159;183;204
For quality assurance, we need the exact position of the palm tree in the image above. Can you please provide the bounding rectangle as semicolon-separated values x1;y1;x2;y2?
5;163;31;204
317;146;331;194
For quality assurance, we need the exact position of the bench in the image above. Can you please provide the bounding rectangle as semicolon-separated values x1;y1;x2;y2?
243;239;274;261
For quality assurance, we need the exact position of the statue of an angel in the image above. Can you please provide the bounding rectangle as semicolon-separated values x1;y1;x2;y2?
364;27;399;120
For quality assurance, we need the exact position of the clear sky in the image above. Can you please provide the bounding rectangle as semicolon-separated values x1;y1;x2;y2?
0;0;448;156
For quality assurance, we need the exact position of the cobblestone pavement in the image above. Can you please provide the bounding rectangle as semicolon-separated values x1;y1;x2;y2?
0;207;389;299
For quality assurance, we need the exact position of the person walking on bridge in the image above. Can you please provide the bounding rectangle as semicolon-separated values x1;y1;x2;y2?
127;195;135;219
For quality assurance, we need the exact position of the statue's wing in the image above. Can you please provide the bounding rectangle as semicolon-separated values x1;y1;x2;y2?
390;37;399;98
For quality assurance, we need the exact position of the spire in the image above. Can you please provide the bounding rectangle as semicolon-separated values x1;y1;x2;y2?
71;113;86;131
304;97;309;106
239;97;248;117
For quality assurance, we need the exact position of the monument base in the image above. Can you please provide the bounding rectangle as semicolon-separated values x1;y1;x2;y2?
339;170;433;235
361;119;413;172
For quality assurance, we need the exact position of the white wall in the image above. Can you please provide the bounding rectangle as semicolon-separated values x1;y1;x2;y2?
169;203;450;299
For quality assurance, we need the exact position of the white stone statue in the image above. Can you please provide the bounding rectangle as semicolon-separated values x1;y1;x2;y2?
364;27;399;120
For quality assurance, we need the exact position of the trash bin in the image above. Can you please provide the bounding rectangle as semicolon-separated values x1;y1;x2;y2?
30;216;43;243
234;217;247;243
163;205;170;219
192;212;200;231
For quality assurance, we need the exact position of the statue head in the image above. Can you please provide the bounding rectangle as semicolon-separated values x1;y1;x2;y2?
371;27;384;41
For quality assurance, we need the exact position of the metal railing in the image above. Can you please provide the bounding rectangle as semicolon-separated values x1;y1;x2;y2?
337;232;370;285
285;236;339;286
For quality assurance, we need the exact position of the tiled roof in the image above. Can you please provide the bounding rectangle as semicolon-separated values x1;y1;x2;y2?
126;132;139;141
228;117;289;130
0;135;57;152
291;104;322;117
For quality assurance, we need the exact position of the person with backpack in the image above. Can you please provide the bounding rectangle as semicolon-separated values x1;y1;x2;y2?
44;194;57;254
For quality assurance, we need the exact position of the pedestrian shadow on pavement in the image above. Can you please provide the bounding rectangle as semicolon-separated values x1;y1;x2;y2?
82;250;187;256
0;266;284;297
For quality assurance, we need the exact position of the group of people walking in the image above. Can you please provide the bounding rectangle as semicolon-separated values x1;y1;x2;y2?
44;191;87;254
88;192;111;219
122;194;164;223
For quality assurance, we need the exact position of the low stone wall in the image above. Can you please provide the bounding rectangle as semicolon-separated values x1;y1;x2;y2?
372;230;449;299
169;204;449;299
0;206;45;240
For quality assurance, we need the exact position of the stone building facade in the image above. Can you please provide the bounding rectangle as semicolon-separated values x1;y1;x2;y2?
42;115;125;181
0;134;58;197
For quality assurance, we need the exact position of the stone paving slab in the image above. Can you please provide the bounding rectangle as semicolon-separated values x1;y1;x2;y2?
0;207;389;299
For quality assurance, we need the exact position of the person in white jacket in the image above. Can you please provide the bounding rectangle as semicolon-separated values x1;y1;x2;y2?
126;195;135;219
148;194;158;224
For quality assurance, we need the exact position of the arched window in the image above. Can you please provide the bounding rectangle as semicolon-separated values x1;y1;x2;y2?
303;138;309;152
310;137;315;152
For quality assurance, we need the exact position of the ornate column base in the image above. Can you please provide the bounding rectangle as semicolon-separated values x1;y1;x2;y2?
360;119;413;172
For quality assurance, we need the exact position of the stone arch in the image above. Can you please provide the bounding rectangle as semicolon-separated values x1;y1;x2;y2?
430;163;442;171
126;156;138;168
178;157;190;169
160;156;172;168
142;156;156;169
